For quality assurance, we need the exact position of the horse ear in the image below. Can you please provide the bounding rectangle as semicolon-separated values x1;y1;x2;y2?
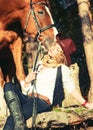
46;0;49;4
45;0;50;8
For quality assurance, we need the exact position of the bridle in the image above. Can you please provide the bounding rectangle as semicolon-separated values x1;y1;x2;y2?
23;0;56;70
23;1;56;128
23;0;55;42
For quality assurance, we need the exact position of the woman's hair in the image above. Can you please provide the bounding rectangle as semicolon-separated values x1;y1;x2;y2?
42;43;67;68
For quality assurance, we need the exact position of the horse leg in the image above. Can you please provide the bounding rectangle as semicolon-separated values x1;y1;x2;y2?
0;30;18;85
9;36;26;82
0;67;4;87
0;30;25;83
0;30;18;50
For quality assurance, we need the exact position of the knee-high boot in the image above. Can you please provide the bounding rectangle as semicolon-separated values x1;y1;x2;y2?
4;90;27;130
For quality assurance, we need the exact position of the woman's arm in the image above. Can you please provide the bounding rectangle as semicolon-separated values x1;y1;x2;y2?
70;88;93;109
20;71;37;95
62;65;93;109
25;71;37;84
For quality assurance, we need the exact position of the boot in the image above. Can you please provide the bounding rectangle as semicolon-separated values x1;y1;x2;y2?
4;90;27;130
3;116;15;130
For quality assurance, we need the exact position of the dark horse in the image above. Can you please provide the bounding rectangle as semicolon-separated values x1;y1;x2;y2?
0;0;57;89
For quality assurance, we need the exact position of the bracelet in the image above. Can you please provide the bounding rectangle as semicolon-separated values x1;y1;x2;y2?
81;100;88;107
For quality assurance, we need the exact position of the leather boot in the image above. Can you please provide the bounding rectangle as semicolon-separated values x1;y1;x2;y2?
4;90;27;130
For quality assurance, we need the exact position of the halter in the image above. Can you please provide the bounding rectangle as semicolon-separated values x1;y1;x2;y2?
23;1;55;129
23;0;55;42
23;0;55;72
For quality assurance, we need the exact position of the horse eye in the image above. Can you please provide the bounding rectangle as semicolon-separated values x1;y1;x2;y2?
38;10;45;15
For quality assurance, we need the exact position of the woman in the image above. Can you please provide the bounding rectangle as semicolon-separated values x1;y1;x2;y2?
3;43;93;130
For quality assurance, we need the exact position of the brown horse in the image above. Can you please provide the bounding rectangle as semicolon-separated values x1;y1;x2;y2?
0;0;57;87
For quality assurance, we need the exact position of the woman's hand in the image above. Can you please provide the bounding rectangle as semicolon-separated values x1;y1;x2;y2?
25;71;37;84
85;102;93;110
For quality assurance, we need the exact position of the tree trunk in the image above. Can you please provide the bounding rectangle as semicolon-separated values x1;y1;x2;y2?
62;63;81;107
76;0;93;102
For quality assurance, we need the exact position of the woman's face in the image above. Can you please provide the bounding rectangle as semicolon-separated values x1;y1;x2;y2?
48;44;62;58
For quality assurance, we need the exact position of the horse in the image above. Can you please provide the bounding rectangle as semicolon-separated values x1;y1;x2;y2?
0;0;58;88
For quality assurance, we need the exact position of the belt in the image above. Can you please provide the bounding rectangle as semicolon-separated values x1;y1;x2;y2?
28;93;51;105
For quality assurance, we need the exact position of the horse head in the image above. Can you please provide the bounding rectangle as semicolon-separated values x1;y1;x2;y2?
21;0;58;73
21;0;58;50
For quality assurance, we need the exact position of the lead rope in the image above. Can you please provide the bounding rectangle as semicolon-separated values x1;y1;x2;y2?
22;1;55;129
29;1;43;129
31;40;42;130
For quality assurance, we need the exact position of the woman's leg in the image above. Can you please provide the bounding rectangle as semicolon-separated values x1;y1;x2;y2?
3;82;27;130
12;83;28;106
23;97;51;120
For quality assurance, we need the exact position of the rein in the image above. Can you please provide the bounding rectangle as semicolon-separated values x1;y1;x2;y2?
23;0;55;74
23;1;56;129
